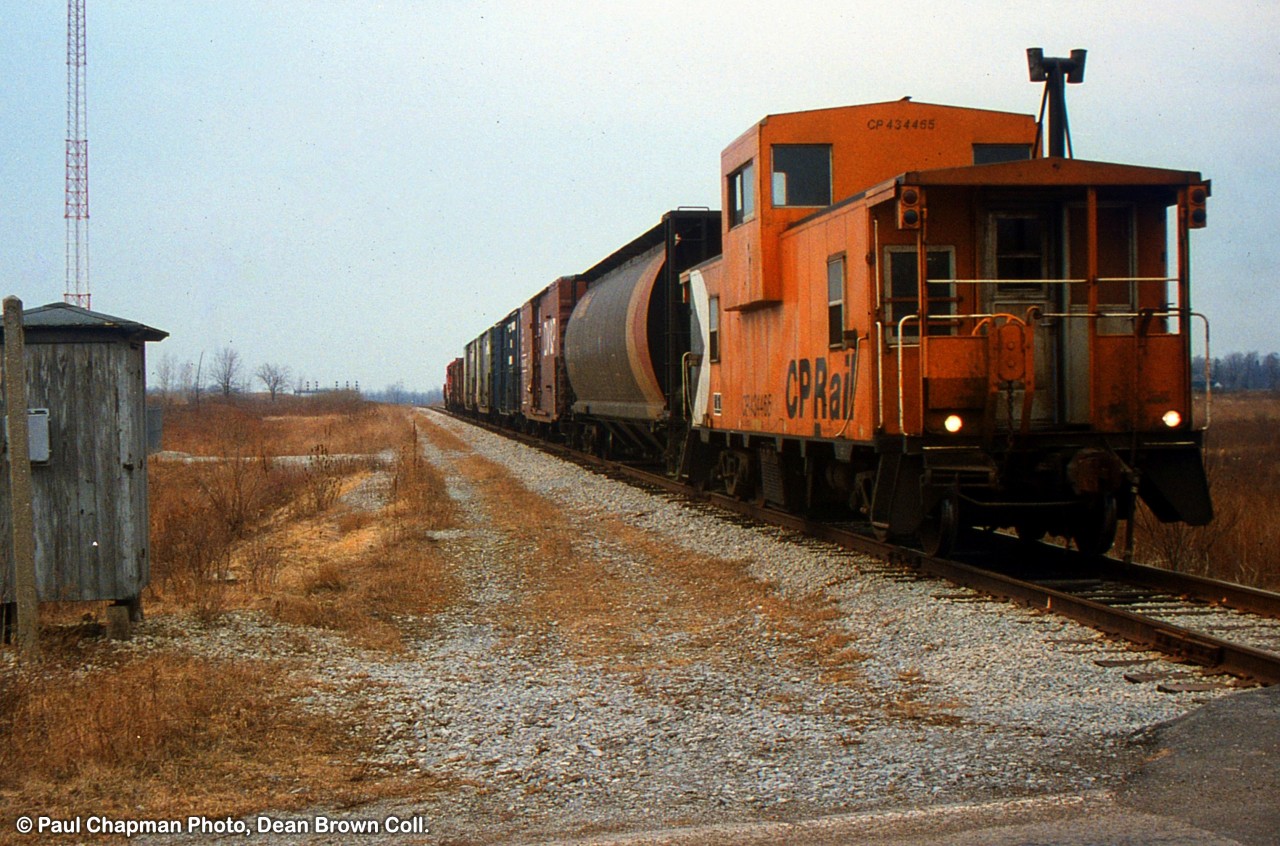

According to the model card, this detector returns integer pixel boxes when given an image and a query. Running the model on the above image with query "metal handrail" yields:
[884,310,1211,435]
[937,276,1178,286]
[895,315,920,436]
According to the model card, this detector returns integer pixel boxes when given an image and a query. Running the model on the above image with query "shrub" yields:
[1134,393,1280,589]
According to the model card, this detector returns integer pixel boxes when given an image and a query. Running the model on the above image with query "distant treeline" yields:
[1193,352,1280,392]
[364,384,443,406]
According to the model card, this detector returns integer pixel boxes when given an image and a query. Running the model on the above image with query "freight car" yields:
[520,275,587,440]
[453,210,721,468]
[448,49,1213,558]
[561,210,721,467]
[444,357,464,411]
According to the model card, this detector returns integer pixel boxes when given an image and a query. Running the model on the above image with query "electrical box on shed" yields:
[28,408,50,463]
[2,408,51,464]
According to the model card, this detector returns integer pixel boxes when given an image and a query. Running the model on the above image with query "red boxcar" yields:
[519,275,587,437]
[444,357,464,411]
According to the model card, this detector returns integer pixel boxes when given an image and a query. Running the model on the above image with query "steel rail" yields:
[1097,558,1280,619]
[901,552,1280,684]
[693,488,1280,684]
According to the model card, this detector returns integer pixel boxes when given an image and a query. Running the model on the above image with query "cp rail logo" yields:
[785,353,857,420]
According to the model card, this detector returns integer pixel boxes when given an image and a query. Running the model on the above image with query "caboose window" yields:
[994,215,1046,294]
[771,145,832,207]
[728,162,755,227]
[973,144,1032,164]
[827,255,845,348]
[708,296,721,362]
[884,246,955,341]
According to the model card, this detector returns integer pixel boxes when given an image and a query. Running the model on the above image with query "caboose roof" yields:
[790,157,1210,231]
[896,156,1207,190]
[757,98,1031,126]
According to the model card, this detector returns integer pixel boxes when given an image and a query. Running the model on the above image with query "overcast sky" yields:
[2,1,1276,394]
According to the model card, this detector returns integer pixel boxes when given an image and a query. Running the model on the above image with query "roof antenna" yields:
[1027,48,1086,158]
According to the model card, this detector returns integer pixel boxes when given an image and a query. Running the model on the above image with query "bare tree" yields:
[191,353,204,407]
[256,362,292,400]
[1265,353,1280,391]
[211,347,242,397]
[154,352,177,406]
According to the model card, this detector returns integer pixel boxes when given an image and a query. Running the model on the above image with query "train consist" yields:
[447,50,1214,556]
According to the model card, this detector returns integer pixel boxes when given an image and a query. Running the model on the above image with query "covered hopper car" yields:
[447,50,1213,557]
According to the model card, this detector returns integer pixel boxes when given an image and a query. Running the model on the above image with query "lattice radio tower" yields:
[64,0,90,310]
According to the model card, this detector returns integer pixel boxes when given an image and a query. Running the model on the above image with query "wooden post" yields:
[3,296,38,654]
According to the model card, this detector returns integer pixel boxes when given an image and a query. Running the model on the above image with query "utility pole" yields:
[4,297,39,654]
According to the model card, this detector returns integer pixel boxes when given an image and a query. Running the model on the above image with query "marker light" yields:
[1188,186,1207,228]
[944,414,964,433]
[1162,410,1182,428]
[897,186,925,229]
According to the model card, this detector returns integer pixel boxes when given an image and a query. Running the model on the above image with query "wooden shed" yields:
[0,302,166,618]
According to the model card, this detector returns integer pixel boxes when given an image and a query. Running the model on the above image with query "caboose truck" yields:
[682,49,1213,556]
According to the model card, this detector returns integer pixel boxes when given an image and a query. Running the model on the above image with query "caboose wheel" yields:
[919,496,959,557]
[1072,493,1118,556]
[719,449,756,501]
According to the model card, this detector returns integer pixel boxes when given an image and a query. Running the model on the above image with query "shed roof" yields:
[2,302,168,344]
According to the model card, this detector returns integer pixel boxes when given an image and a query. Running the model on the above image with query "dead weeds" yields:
[0,652,396,833]
[1,403,464,832]
[1134,393,1280,589]
[147,408,461,651]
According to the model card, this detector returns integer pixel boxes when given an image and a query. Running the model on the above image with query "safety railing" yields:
[880,306,1210,438]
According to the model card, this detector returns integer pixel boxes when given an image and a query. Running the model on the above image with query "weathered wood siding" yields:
[0,341,149,602]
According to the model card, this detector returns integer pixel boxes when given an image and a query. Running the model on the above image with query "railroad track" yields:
[683,483,1280,685]
[433,410,1280,685]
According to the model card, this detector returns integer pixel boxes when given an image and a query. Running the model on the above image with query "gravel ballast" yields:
[141,410,1242,844]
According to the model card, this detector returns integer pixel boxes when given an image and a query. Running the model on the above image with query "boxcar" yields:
[444,357,464,411]
[520,275,587,437]
[492,309,522,422]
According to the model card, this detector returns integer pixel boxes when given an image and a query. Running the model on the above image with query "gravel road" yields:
[139,409,1248,845]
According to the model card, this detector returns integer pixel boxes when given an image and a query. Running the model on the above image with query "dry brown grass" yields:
[0,653,392,840]
[418,418,472,454]
[162,395,404,458]
[148,407,461,647]
[1135,393,1280,589]
[1,403,462,832]
[383,419,461,540]
[256,416,460,651]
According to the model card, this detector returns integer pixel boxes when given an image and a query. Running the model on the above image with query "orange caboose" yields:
[682,92,1212,555]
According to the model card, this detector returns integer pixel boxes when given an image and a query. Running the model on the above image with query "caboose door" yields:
[983,211,1062,427]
